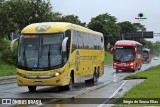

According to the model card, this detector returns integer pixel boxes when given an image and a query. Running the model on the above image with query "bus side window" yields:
[101,37,103,42]
[88,34,93,49]
[72,30,77,52]
[84,32,89,49]
[65,30,71,59]
[94,35,98,50]
[77,31,84,49]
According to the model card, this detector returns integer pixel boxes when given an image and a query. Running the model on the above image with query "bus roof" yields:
[143,48,151,51]
[115,40,142,46]
[21,22,103,36]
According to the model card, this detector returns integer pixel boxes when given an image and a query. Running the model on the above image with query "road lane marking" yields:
[97,80,128,107]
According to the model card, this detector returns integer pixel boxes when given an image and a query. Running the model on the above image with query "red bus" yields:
[110,40,143,72]
[143,48,152,63]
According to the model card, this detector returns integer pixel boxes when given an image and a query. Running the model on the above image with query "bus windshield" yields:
[143,51,149,59]
[18,34,63,70]
[113,46,135,62]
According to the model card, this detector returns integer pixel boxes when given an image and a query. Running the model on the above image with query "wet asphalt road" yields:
[0,58,160,107]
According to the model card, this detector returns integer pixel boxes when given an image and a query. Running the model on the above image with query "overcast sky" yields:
[51,0,160,42]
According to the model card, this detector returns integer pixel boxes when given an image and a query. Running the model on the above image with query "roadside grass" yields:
[116,65,160,106]
[0,61,16,76]
[105,51,113,65]
[124,74,147,80]
[0,39,16,76]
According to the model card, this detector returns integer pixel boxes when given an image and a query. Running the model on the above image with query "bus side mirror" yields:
[110,48,114,54]
[62,37,68,52]
[10,38,19,52]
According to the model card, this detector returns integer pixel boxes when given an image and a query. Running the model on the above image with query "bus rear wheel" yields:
[28,86,36,92]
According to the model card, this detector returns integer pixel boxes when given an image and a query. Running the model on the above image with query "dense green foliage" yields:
[0,40,17,65]
[0,0,54,38]
[0,0,87,39]
[0,40,17,76]
[57,15,86,27]
[88,13,120,48]
[1,46,17,65]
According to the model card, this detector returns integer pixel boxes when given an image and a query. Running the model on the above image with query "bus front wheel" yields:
[116,69,119,73]
[28,86,36,92]
[66,74,74,90]
[59,73,74,91]
[90,68,99,84]
[138,63,142,70]
[131,69,135,72]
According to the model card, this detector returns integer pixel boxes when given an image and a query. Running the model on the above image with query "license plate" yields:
[35,81,42,85]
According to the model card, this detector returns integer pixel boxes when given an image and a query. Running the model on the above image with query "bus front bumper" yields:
[113,63,135,70]
[16,73,69,86]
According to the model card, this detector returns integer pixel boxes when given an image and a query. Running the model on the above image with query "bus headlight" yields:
[55,73,59,76]
[53,70,65,77]
[114,63,117,65]
[130,63,134,66]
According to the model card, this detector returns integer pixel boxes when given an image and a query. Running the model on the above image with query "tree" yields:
[52,12,62,22]
[132,23,146,32]
[118,21,136,34]
[87,13,120,48]
[58,14,86,27]
[0,0,54,39]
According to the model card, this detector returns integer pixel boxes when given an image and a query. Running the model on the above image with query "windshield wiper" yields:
[118,55,124,62]
[129,55,134,61]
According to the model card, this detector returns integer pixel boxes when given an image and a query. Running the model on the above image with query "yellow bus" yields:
[10,22,104,92]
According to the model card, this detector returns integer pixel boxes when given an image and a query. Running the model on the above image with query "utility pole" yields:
[121,33,124,40]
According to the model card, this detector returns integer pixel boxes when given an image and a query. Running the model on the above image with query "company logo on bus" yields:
[35,25,51,33]
[75,50,80,71]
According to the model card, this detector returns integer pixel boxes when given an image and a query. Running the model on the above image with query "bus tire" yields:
[138,63,142,70]
[116,69,119,73]
[91,68,99,84]
[97,67,100,78]
[28,86,36,92]
[60,73,74,91]
[131,69,135,72]
[66,74,74,90]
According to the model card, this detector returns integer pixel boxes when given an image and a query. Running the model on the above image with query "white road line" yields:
[97,80,128,107]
